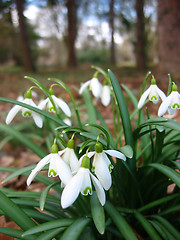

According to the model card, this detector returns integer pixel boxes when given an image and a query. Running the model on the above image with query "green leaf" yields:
[60,217,91,240]
[134,212,162,240]
[148,163,180,187]
[108,70,134,149]
[0,228,34,240]
[23,219,74,236]
[153,215,180,240]
[40,182,59,210]
[90,192,105,234]
[0,190,36,231]
[0,123,46,158]
[105,201,138,240]
[121,84,138,108]
[138,193,179,212]
[119,145,133,158]
[86,123,111,148]
[167,73,173,96]
[149,221,168,240]
[36,228,66,240]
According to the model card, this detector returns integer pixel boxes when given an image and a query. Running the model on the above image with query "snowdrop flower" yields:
[86,142,126,191]
[61,155,105,208]
[38,88,71,117]
[138,77,166,109]
[158,83,180,116]
[101,85,111,106]
[27,143,72,186]
[58,139,80,174]
[63,118,72,126]
[79,77,102,98]
[6,90,43,128]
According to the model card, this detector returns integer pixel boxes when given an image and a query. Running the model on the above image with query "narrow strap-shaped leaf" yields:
[36,228,66,240]
[0,123,46,158]
[60,217,91,240]
[40,182,60,210]
[148,163,180,187]
[153,215,180,239]
[0,228,34,240]
[167,73,173,96]
[23,219,74,236]
[108,70,134,150]
[134,212,162,240]
[0,190,36,231]
[105,201,138,240]
[90,192,105,234]
[138,193,179,212]
[149,220,168,240]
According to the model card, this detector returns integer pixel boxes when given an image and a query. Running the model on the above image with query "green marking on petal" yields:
[172,103,180,109]
[23,111,31,117]
[48,169,57,177]
[83,187,92,195]
[150,96,157,101]
[49,106,55,112]
[108,164,114,173]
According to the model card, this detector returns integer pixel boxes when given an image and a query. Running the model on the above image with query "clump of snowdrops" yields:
[0,66,179,240]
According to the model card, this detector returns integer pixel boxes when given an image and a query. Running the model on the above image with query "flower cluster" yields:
[26,138,126,208]
[5,86,71,128]
[138,76,180,116]
[79,76,111,107]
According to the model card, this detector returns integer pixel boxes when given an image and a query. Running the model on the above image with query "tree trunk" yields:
[157,0,180,77]
[109,0,116,65]
[15,0,34,72]
[136,0,146,72]
[66,0,77,68]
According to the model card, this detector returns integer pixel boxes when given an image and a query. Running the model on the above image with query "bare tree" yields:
[136,0,146,72]
[66,0,77,68]
[15,0,34,71]
[157,0,180,77]
[109,0,116,65]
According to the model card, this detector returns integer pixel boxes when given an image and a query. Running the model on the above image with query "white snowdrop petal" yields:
[158,95,172,117]
[48,156,58,177]
[156,86,166,101]
[94,154,112,190]
[38,98,49,110]
[90,173,106,206]
[52,95,71,117]
[58,149,67,156]
[168,107,176,115]
[5,105,22,124]
[137,87,151,109]
[101,86,111,106]
[32,113,43,128]
[55,154,72,185]
[104,150,126,161]
[69,149,80,174]
[79,80,91,94]
[171,91,180,108]
[81,169,92,196]
[79,152,95,166]
[27,154,51,186]
[61,169,83,208]
[91,78,102,98]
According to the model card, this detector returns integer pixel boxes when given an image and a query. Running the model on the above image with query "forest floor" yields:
[0,64,179,239]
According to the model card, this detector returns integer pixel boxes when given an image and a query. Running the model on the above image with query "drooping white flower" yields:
[158,83,180,116]
[58,139,80,175]
[79,77,102,98]
[138,78,166,109]
[27,143,72,186]
[63,118,72,126]
[61,156,105,209]
[101,85,111,106]
[38,88,71,117]
[84,142,126,191]
[5,90,43,128]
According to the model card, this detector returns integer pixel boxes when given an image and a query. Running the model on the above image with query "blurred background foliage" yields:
[0,0,180,79]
